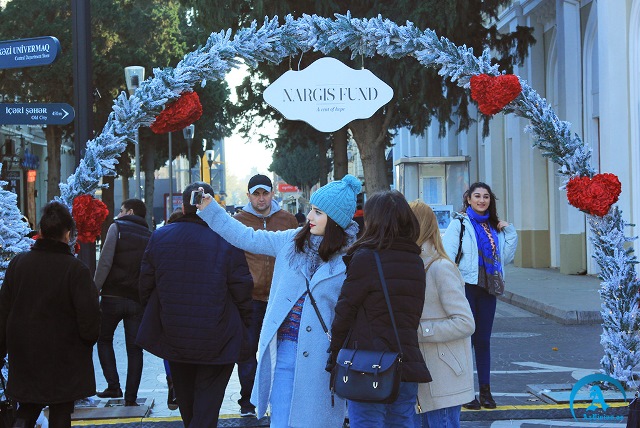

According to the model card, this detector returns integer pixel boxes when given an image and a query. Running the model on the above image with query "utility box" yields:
[394,156,470,230]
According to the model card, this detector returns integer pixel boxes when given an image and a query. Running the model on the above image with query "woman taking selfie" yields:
[409,201,475,428]
[328,190,431,427]
[442,182,518,410]
[197,175,361,428]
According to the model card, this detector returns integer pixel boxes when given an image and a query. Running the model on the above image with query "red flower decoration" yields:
[150,91,203,134]
[566,173,622,217]
[72,195,110,244]
[470,74,522,116]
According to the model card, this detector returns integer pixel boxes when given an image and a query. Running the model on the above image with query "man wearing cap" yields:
[234,174,298,418]
[136,181,253,427]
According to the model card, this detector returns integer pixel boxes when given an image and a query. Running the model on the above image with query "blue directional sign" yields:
[0,103,75,125]
[0,36,60,69]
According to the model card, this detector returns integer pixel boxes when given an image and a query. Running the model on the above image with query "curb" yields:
[499,291,602,325]
[71,403,630,426]
[461,401,628,421]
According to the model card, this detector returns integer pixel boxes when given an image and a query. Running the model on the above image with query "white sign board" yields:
[263,57,394,133]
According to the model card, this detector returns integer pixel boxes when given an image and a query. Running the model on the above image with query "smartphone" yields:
[190,190,204,205]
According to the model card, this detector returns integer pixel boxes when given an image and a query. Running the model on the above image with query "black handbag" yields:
[331,251,403,404]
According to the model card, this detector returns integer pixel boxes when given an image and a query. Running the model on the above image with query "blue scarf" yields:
[466,207,502,277]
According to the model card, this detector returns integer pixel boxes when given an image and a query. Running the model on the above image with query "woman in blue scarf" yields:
[442,182,518,410]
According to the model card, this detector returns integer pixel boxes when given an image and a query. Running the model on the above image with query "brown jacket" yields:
[234,206,298,301]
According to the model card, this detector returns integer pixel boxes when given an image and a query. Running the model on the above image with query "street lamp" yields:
[205,149,215,187]
[182,124,195,182]
[124,66,145,199]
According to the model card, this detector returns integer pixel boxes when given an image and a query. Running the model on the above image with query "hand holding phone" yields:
[190,190,204,206]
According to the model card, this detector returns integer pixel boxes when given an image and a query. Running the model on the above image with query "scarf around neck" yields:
[288,220,359,278]
[466,206,502,277]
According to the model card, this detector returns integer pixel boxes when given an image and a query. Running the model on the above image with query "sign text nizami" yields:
[263,57,393,132]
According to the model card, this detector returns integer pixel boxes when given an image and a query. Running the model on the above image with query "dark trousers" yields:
[237,300,267,408]
[464,283,497,386]
[15,401,74,428]
[169,361,234,428]
[97,296,144,402]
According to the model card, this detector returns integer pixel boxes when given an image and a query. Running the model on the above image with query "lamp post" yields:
[205,149,215,187]
[124,66,145,199]
[182,124,195,182]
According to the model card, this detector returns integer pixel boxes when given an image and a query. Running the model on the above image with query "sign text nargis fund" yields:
[263,57,393,132]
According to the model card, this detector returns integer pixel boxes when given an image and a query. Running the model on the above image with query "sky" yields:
[223,65,275,179]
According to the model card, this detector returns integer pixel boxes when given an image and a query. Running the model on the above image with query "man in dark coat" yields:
[136,182,253,428]
[94,198,151,405]
[0,201,100,428]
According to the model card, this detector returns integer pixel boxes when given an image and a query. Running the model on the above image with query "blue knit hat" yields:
[309,174,362,229]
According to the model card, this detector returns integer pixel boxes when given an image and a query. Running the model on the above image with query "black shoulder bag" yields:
[331,251,403,404]
[455,218,465,265]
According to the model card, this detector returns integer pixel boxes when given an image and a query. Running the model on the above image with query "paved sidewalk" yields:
[502,265,602,324]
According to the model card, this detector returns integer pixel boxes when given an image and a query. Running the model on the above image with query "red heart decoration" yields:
[565,173,622,217]
[470,74,522,116]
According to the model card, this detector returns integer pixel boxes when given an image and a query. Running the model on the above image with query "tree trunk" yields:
[100,175,115,245]
[45,126,62,201]
[318,137,329,186]
[333,126,348,180]
[143,140,156,229]
[349,107,394,194]
[121,153,131,200]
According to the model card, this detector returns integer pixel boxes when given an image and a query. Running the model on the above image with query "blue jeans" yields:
[237,300,267,408]
[347,382,418,428]
[464,283,496,386]
[414,405,461,428]
[270,340,296,427]
[97,296,144,402]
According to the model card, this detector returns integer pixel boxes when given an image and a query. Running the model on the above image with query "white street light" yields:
[124,66,145,199]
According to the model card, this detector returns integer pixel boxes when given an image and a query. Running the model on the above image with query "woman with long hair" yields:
[327,190,431,427]
[196,175,361,428]
[409,201,475,428]
[442,182,518,409]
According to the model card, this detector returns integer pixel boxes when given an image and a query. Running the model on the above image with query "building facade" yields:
[393,0,640,275]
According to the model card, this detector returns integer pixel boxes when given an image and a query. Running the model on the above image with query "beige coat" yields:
[416,243,476,413]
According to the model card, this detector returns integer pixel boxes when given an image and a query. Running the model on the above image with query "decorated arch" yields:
[10,13,640,383]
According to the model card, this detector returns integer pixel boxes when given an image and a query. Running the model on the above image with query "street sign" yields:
[0,103,75,125]
[0,36,61,69]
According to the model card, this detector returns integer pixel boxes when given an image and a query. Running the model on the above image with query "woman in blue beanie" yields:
[196,175,361,428]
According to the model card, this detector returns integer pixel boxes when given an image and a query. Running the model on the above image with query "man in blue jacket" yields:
[136,182,253,428]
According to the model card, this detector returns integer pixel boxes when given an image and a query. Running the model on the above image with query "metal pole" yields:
[135,128,141,199]
[71,0,96,273]
[168,132,173,207]
[187,143,192,183]
[219,138,226,201]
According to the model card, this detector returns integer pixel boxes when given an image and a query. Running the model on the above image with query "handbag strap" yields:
[305,278,331,341]
[373,251,403,358]
[455,217,465,265]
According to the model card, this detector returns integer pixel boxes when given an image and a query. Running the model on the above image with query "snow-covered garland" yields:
[52,13,639,383]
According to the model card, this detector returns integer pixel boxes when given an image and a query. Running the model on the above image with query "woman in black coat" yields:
[0,202,100,428]
[328,190,431,427]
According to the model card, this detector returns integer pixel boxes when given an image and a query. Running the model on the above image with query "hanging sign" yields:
[263,57,393,133]
[0,36,61,70]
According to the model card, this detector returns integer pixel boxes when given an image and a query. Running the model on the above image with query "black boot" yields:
[479,384,496,409]
[462,397,481,410]
[167,376,178,410]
